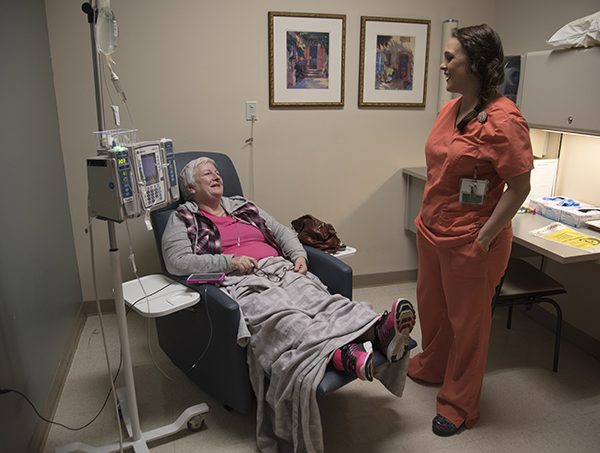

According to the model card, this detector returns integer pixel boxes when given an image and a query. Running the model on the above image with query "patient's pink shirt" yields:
[202,210,279,260]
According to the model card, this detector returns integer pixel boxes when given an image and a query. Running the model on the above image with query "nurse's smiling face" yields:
[440,37,478,96]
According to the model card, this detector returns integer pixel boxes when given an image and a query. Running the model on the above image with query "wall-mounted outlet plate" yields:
[246,101,257,121]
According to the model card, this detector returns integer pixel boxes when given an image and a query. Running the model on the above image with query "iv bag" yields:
[95,0,119,55]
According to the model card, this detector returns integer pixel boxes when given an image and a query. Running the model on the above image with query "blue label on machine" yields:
[164,141,177,188]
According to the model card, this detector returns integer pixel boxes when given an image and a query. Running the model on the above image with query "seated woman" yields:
[162,157,416,452]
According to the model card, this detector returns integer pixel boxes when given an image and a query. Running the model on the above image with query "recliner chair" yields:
[150,151,414,413]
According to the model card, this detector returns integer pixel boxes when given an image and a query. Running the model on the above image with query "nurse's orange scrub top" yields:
[416,93,534,248]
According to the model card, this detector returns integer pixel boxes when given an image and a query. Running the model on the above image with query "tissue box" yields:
[560,208,600,228]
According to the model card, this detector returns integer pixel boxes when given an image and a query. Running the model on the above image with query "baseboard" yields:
[83,298,116,316]
[354,269,418,288]
[28,304,87,453]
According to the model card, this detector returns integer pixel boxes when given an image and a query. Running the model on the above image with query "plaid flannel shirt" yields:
[176,202,286,257]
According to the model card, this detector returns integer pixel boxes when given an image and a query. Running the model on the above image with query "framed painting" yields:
[269,12,346,106]
[359,17,431,107]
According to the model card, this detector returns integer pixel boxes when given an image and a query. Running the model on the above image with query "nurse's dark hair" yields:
[452,24,505,132]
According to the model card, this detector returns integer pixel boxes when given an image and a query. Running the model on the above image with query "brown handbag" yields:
[291,214,343,253]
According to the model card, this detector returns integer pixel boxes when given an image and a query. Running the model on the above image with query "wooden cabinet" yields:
[519,46,600,136]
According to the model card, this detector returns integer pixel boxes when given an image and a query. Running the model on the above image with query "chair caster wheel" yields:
[187,415,205,432]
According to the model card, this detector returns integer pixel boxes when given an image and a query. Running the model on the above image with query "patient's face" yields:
[191,162,223,203]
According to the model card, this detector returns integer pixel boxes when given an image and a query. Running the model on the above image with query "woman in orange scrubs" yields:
[408,24,534,436]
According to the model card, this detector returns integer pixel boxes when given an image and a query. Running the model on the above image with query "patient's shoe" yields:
[332,341,374,381]
[375,298,416,363]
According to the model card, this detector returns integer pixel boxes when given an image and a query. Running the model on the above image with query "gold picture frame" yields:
[359,16,431,107]
[269,11,346,106]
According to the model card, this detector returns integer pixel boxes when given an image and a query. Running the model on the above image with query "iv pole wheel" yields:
[187,414,206,432]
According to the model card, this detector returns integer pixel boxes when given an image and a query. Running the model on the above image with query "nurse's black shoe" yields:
[432,415,461,436]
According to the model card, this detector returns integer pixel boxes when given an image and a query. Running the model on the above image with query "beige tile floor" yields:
[43,282,600,453]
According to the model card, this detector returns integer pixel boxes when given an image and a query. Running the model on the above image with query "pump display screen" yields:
[141,153,159,184]
[117,156,129,170]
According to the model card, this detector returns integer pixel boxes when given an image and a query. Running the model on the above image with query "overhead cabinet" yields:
[519,46,600,136]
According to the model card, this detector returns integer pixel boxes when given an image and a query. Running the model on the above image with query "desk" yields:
[511,213,600,264]
[403,167,427,234]
[402,166,600,264]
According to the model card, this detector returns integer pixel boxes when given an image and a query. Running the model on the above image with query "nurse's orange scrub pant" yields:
[408,227,512,429]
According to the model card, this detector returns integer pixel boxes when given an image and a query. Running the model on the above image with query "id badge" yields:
[459,178,488,205]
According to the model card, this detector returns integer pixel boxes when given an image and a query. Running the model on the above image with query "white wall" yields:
[494,0,599,55]
[555,134,600,207]
[44,0,600,307]
[45,0,495,301]
[0,1,83,451]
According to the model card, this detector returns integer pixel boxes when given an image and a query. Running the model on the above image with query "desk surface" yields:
[403,166,427,180]
[402,166,600,264]
[512,214,600,264]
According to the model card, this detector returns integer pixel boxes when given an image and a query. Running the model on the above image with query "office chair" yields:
[149,151,415,411]
[492,258,566,372]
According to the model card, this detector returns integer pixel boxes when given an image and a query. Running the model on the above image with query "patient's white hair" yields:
[179,157,217,201]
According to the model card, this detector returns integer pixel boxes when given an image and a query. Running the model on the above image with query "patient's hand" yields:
[293,256,308,275]
[231,255,258,274]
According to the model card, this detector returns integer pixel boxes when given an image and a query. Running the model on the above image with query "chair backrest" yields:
[150,151,243,273]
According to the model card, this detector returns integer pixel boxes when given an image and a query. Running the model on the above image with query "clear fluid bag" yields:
[95,0,119,55]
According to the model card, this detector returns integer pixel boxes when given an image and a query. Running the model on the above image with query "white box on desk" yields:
[543,204,578,221]
[529,198,553,216]
[530,197,588,222]
[530,197,569,221]
[560,208,600,228]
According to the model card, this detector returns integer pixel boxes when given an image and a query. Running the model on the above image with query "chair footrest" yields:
[317,337,417,396]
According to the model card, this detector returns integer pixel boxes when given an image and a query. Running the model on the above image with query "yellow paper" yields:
[542,227,600,250]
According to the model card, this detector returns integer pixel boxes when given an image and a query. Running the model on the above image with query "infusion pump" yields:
[87,139,179,222]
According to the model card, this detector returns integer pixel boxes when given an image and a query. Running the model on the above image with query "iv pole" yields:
[56,4,207,452]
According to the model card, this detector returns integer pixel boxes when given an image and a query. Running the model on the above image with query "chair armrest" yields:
[167,272,242,314]
[304,245,353,299]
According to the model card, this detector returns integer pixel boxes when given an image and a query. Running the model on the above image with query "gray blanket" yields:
[220,256,408,453]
